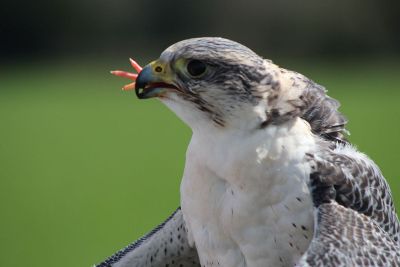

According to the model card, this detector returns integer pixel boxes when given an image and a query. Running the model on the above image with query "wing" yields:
[297,202,400,266]
[298,143,400,266]
[308,144,400,241]
[95,208,200,267]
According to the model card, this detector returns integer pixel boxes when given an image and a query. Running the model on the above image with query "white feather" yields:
[178,116,317,267]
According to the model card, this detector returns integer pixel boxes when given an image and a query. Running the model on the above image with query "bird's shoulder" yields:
[264,66,348,143]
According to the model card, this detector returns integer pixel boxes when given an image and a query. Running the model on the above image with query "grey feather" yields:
[300,79,348,143]
[308,144,400,243]
[261,68,349,144]
[297,202,400,267]
[95,208,200,267]
[299,143,400,266]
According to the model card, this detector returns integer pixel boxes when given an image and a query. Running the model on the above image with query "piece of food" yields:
[111,58,142,91]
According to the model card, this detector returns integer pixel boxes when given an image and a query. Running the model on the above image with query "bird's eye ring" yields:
[186,60,207,77]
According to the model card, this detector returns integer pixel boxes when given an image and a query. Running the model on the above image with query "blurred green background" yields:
[1,1,399,266]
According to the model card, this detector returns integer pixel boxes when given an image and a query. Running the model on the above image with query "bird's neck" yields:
[186,117,317,197]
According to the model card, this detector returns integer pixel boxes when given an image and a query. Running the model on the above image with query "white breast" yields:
[180,117,317,267]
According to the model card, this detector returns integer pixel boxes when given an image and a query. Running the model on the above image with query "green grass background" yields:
[0,59,399,266]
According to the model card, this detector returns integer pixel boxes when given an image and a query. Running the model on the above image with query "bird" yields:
[97,37,400,267]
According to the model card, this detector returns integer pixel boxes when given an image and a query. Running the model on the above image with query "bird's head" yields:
[113,37,324,134]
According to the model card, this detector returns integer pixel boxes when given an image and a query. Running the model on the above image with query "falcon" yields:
[97,37,400,267]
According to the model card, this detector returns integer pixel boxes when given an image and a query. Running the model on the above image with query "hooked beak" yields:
[134,61,180,99]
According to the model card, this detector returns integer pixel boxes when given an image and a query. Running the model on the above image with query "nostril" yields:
[155,66,163,72]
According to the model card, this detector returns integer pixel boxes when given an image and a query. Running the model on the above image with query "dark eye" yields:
[187,60,207,77]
